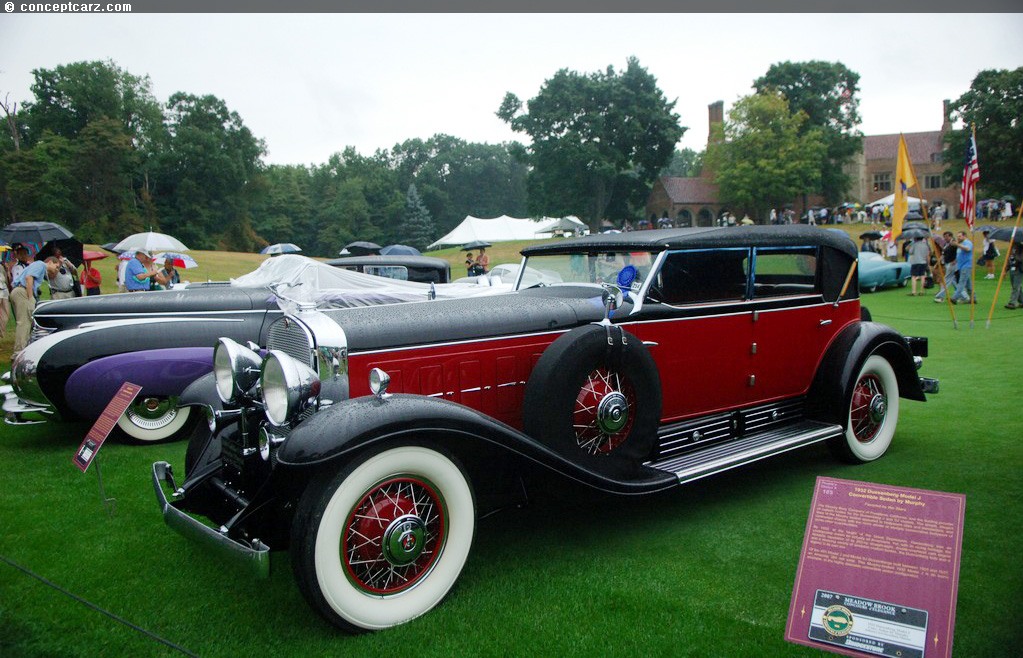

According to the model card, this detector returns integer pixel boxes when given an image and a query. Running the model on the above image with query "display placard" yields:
[786,477,965,657]
[72,382,142,473]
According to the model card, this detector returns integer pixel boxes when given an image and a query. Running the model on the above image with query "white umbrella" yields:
[113,231,189,253]
[259,243,302,255]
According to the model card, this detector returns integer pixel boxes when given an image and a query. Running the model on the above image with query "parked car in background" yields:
[152,225,938,632]
[325,255,451,283]
[4,255,496,443]
[858,251,911,292]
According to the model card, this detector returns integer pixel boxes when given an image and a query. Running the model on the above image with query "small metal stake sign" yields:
[73,382,143,515]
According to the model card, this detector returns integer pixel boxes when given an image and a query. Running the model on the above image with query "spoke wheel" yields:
[343,476,445,595]
[116,396,193,444]
[292,445,475,632]
[573,368,637,455]
[841,355,899,463]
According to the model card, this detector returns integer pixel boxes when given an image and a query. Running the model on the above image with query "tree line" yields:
[3,59,1019,257]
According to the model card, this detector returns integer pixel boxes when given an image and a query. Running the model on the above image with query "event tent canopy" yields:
[868,193,927,209]
[428,215,586,250]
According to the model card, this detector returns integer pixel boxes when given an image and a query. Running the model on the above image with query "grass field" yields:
[1,224,1021,657]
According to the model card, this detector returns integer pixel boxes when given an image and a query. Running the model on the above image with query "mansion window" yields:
[924,175,943,189]
[872,173,892,192]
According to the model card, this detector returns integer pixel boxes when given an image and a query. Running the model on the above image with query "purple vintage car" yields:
[4,255,496,443]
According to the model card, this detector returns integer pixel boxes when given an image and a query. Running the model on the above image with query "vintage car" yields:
[325,254,452,283]
[151,225,938,632]
[857,251,910,292]
[4,255,494,442]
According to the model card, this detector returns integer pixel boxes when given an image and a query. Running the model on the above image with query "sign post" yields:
[72,382,143,516]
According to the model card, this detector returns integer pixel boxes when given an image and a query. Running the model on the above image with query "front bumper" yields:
[152,461,270,578]
[2,382,54,425]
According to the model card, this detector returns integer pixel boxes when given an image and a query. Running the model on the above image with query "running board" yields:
[645,419,844,484]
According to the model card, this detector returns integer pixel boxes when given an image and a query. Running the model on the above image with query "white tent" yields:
[868,193,927,209]
[428,215,584,250]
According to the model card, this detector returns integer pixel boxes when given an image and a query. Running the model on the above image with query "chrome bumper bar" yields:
[2,385,54,425]
[151,461,270,578]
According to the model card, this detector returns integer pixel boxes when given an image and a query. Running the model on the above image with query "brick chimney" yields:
[941,99,952,134]
[708,100,724,146]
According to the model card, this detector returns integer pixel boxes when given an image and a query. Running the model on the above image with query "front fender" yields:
[65,348,213,420]
[276,394,677,496]
[806,321,925,426]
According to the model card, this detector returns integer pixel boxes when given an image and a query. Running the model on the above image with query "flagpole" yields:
[932,238,959,329]
[985,201,1022,328]
[968,125,978,329]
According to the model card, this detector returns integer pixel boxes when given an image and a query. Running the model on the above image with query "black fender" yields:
[806,321,926,427]
[275,393,677,496]
[179,371,223,411]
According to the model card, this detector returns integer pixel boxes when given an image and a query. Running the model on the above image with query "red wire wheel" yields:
[342,476,446,595]
[573,368,637,455]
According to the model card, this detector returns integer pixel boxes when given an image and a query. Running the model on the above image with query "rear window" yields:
[752,248,818,298]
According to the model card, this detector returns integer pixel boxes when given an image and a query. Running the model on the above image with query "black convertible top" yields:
[521,225,858,259]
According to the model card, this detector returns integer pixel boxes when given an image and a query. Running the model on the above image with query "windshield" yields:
[519,252,655,294]
[232,254,501,312]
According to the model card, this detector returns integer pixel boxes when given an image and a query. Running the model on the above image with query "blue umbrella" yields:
[260,243,302,255]
[380,244,422,256]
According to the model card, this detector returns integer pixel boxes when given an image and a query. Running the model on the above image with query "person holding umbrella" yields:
[472,246,490,275]
[81,259,103,296]
[124,249,160,292]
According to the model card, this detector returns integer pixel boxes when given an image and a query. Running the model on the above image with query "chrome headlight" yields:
[260,350,320,426]
[213,338,263,404]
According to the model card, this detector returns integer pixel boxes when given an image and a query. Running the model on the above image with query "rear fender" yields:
[806,322,925,426]
[65,348,214,420]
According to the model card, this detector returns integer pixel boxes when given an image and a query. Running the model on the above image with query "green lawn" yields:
[1,228,1021,657]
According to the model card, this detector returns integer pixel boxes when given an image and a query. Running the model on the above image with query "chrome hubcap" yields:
[596,391,629,434]
[124,397,179,430]
[869,394,887,424]
[382,514,427,566]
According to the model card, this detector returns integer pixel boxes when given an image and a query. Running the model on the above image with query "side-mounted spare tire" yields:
[523,324,661,466]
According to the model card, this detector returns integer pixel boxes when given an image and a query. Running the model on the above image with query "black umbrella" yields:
[988,227,1023,243]
[902,221,929,231]
[896,228,931,241]
[462,240,492,251]
[860,231,883,240]
[101,242,123,254]
[36,237,85,267]
[1001,194,1016,202]
[903,211,924,221]
[0,221,74,245]
[343,240,381,256]
[380,244,421,256]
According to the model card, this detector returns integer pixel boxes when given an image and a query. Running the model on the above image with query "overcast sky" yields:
[2,13,1022,166]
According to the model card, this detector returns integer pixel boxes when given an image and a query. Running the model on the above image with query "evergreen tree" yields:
[400,183,435,251]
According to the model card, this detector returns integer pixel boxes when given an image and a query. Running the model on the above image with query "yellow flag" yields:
[892,134,918,240]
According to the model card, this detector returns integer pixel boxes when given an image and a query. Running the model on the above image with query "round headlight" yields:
[261,350,320,426]
[213,338,263,404]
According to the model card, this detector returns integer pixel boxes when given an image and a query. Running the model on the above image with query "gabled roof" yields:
[863,131,943,163]
[658,176,720,204]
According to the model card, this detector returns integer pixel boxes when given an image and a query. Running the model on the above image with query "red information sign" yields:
[72,381,142,473]
[786,477,965,658]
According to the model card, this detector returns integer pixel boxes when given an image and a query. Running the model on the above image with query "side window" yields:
[752,248,819,298]
[648,249,749,305]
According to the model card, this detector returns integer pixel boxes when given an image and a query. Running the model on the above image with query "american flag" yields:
[959,130,980,230]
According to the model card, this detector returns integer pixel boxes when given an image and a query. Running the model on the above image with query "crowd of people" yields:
[3,244,179,357]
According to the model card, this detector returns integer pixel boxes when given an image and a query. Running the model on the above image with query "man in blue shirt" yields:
[951,232,975,305]
[10,256,60,354]
[125,249,160,292]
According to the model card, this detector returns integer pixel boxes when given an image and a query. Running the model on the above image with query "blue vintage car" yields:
[858,252,910,292]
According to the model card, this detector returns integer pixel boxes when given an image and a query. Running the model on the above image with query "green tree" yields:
[659,148,703,177]
[389,135,527,235]
[71,117,141,240]
[151,92,266,250]
[399,183,435,251]
[754,61,862,204]
[252,165,314,250]
[497,57,684,229]
[944,67,1023,198]
[0,131,75,224]
[706,92,826,221]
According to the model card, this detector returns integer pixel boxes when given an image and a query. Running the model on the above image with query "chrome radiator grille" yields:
[267,317,314,368]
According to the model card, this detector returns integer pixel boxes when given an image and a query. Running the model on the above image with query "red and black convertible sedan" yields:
[152,226,938,632]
